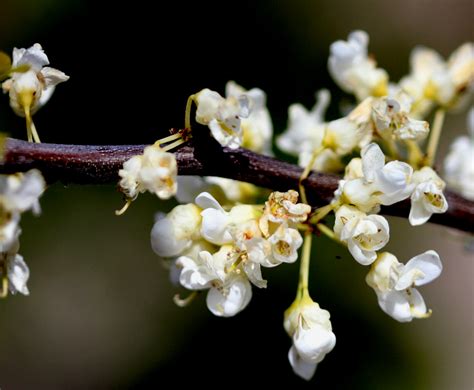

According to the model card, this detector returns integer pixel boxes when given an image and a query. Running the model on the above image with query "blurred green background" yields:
[0,0,473,388]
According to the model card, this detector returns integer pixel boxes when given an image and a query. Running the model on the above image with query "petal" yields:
[15,43,49,70]
[348,240,376,265]
[361,143,385,182]
[195,191,225,212]
[177,255,214,290]
[7,254,30,295]
[402,250,442,287]
[40,67,69,88]
[206,276,252,317]
[150,216,188,257]
[200,208,231,245]
[408,197,432,226]
[376,290,413,322]
[293,322,336,363]
[407,288,428,318]
[243,261,267,289]
[288,346,318,381]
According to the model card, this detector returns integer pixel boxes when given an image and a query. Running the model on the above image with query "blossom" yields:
[409,167,448,226]
[340,143,414,212]
[118,143,177,200]
[366,251,442,322]
[259,190,311,237]
[284,296,336,380]
[443,107,474,200]
[2,44,69,142]
[328,30,388,100]
[323,116,364,155]
[372,93,430,140]
[267,223,303,266]
[196,192,260,246]
[177,246,252,317]
[1,235,29,296]
[400,43,474,116]
[333,205,389,265]
[150,204,202,258]
[226,81,273,155]
[176,82,271,205]
[277,90,330,156]
[195,88,249,149]
[0,170,45,249]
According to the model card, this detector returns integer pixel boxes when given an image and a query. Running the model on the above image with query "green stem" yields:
[316,223,342,244]
[297,231,312,296]
[299,146,324,205]
[184,95,196,130]
[309,202,336,224]
[425,108,445,167]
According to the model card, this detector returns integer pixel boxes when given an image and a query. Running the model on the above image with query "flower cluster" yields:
[193,81,273,151]
[141,30,469,381]
[177,81,273,205]
[278,31,473,175]
[0,170,45,296]
[117,142,178,213]
[150,190,310,317]
[2,44,69,143]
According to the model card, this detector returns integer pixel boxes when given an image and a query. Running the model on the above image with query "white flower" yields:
[2,44,69,117]
[226,81,273,155]
[267,223,303,266]
[298,147,343,174]
[196,192,260,246]
[2,44,69,142]
[334,205,389,265]
[1,236,29,295]
[409,167,448,226]
[372,93,429,140]
[323,116,364,155]
[0,169,45,214]
[328,30,388,100]
[277,90,330,156]
[366,251,442,322]
[150,203,202,258]
[0,170,45,249]
[177,246,252,317]
[284,297,336,380]
[0,232,30,296]
[343,157,363,180]
[118,156,142,199]
[443,107,474,200]
[341,143,414,212]
[118,143,177,200]
[195,88,249,149]
[400,43,474,115]
[259,190,311,237]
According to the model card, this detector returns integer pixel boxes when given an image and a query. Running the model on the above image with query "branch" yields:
[1,138,473,233]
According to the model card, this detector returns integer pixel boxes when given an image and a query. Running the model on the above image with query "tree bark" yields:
[1,138,473,233]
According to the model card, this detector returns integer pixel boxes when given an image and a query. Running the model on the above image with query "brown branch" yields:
[1,137,473,233]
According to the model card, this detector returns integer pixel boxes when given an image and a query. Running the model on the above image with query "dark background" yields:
[0,0,472,389]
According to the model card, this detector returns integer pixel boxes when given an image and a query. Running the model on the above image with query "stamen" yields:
[425,108,445,167]
[155,132,183,146]
[24,105,41,143]
[115,198,132,216]
[173,291,198,307]
[162,139,185,152]
[184,94,196,131]
[0,275,8,298]
[299,146,325,204]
